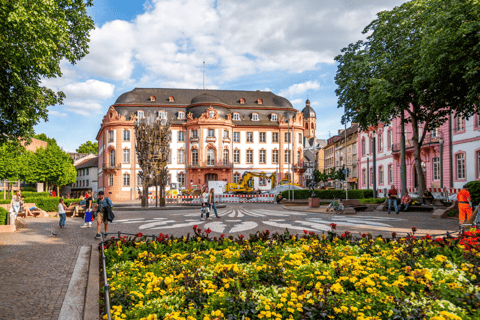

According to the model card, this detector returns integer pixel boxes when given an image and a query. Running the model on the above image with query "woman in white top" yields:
[58,198,67,228]
[201,188,209,220]
[10,191,22,216]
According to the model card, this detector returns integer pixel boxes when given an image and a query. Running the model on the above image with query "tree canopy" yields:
[0,0,94,144]
[335,0,479,195]
[76,141,98,154]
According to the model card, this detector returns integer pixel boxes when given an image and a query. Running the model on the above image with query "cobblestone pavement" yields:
[0,203,459,319]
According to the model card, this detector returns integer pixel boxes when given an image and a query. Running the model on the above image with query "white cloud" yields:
[279,81,321,97]
[290,99,303,105]
[49,110,67,117]
[61,79,115,100]
[64,101,105,116]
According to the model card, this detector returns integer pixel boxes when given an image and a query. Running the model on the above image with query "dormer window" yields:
[233,113,240,121]
[137,110,144,119]
[168,96,175,102]
[271,114,278,121]
[157,111,167,119]
[178,111,185,120]
[257,99,263,105]
[252,113,259,121]
[150,96,156,101]
[240,98,245,104]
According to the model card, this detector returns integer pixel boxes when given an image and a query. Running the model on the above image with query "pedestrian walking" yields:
[387,185,399,214]
[58,198,67,228]
[94,191,113,239]
[457,184,472,225]
[208,188,220,219]
[10,191,22,216]
[81,191,93,228]
[201,188,209,220]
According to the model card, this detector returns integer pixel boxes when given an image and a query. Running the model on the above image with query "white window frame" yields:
[247,132,253,143]
[178,149,185,164]
[272,132,278,143]
[178,111,185,120]
[252,113,259,121]
[272,150,278,164]
[246,150,253,163]
[234,173,240,184]
[285,150,291,164]
[223,149,229,165]
[123,173,130,186]
[207,149,215,166]
[271,114,278,121]
[456,153,465,179]
[233,113,240,121]
[192,149,198,165]
[178,131,185,142]
[234,150,240,164]
[233,132,240,143]
[259,150,266,163]
[433,157,440,180]
[123,130,130,141]
[259,132,266,143]
[208,129,215,138]
[123,149,130,163]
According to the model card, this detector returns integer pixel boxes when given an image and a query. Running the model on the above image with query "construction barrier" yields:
[147,194,277,204]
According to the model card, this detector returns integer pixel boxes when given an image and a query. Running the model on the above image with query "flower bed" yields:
[102,226,480,320]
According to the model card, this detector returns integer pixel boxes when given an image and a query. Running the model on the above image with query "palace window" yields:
[123,130,130,141]
[192,149,198,165]
[298,133,302,144]
[192,130,198,138]
[252,113,259,121]
[388,130,392,149]
[223,130,229,139]
[285,132,291,143]
[240,98,245,104]
[362,138,366,156]
[259,132,266,143]
[433,157,440,180]
[259,150,266,164]
[109,175,114,186]
[178,131,185,142]
[137,111,144,119]
[233,113,240,121]
[158,111,167,120]
[208,129,215,138]
[455,115,465,131]
[168,96,175,102]
[297,151,301,164]
[233,132,240,143]
[207,149,215,165]
[178,149,185,164]
[271,114,277,121]
[456,153,465,179]
[257,99,263,104]
[378,134,383,152]
[388,165,393,184]
[123,149,130,163]
[223,149,229,165]
[178,173,185,187]
[234,173,240,184]
[272,132,278,143]
[379,166,384,185]
[234,150,240,164]
[123,173,130,186]
[178,112,185,120]
[247,132,253,143]
[246,150,253,164]
[137,174,142,186]
[110,150,116,167]
[431,127,439,138]
[272,150,278,164]
[108,131,114,143]
[285,150,291,164]
[362,169,366,186]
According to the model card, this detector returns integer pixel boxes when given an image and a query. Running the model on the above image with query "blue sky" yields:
[35,0,407,151]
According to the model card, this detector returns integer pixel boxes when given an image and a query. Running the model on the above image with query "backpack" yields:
[102,197,115,222]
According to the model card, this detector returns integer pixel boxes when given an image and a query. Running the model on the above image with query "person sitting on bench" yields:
[400,193,412,211]
[276,193,284,204]
[422,190,434,205]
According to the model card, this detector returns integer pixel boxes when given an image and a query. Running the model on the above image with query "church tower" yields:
[302,99,316,139]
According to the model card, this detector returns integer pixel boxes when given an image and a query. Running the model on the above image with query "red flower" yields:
[213,237,217,241]
[205,228,212,234]
[412,227,417,232]
[239,234,244,239]
[392,232,397,238]
[193,225,198,230]
[330,223,337,230]
[197,228,201,233]
[220,234,225,238]
[303,230,308,234]
[136,232,143,238]
[362,233,367,238]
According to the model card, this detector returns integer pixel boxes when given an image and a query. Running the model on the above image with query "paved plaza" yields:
[0,203,460,319]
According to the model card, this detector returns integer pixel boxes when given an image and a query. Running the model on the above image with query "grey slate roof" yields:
[302,105,316,118]
[114,88,293,109]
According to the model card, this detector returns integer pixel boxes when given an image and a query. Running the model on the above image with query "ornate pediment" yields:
[199,106,221,120]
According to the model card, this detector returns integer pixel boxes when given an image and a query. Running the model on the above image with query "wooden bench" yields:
[342,199,368,211]
[65,204,85,217]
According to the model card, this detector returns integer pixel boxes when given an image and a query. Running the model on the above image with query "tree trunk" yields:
[142,181,149,207]
[410,113,426,197]
[160,181,166,207]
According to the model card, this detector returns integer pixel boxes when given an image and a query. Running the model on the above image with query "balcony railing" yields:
[392,133,441,153]
[102,163,121,170]
[187,161,233,168]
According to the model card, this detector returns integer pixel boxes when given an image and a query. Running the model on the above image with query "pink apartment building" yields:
[358,114,453,194]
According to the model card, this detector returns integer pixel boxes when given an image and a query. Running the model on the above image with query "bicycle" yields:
[326,198,345,215]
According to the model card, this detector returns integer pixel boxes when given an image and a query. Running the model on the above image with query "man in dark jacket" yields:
[94,191,113,239]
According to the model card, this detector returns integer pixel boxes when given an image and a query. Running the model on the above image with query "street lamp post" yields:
[439,137,444,189]
[372,131,377,199]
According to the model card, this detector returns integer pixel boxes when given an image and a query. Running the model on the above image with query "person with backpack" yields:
[94,191,113,239]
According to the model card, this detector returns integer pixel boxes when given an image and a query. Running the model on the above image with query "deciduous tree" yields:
[76,141,98,154]
[0,0,94,144]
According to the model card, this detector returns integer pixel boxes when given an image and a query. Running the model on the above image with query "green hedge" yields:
[466,181,480,205]
[0,191,50,199]
[281,189,366,200]
[0,207,8,225]
[0,198,82,212]
[21,186,37,192]
[359,198,387,204]
[363,189,374,198]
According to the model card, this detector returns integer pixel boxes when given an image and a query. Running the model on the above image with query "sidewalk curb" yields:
[281,205,356,215]
[84,245,100,320]
[115,204,227,211]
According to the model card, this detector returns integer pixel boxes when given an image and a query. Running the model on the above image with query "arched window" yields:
[110,150,115,167]
[223,149,229,165]
[123,173,130,186]
[207,149,215,166]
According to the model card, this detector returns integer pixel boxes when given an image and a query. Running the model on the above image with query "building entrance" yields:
[205,173,218,183]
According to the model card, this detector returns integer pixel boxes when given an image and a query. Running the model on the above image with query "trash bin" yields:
[309,198,320,208]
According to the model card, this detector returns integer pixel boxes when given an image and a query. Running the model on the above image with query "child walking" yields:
[201,188,209,220]
[58,198,67,228]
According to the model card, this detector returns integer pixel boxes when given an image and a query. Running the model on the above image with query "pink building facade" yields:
[358,115,453,194]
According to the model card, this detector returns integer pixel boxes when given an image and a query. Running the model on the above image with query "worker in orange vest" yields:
[457,184,472,225]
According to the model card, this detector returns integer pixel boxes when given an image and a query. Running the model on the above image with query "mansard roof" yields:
[114,88,294,109]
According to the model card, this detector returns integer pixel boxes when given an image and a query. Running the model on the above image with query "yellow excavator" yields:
[225,171,277,194]
[279,178,300,187]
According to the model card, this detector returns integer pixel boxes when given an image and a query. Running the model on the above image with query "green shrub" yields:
[0,198,82,211]
[0,207,8,225]
[0,191,50,199]
[21,186,37,192]
[281,189,367,200]
[466,181,480,206]
[346,190,365,199]
[359,198,387,204]
[363,189,374,198]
